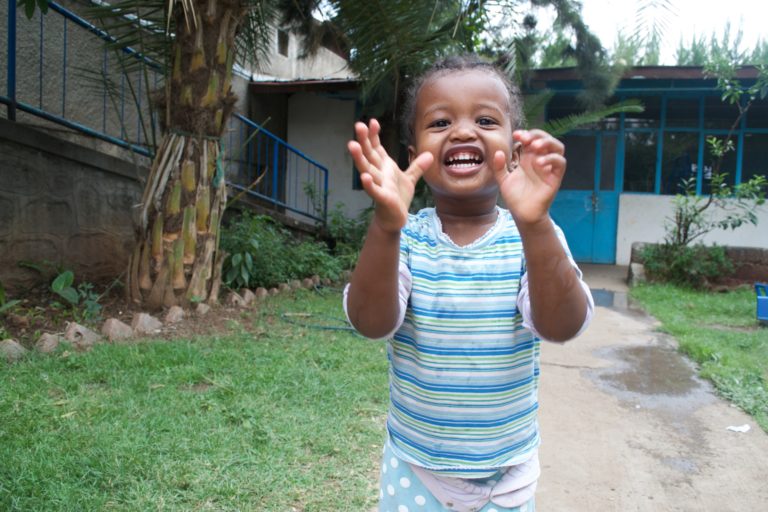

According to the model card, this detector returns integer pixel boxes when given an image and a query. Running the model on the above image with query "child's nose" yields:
[449,119,477,140]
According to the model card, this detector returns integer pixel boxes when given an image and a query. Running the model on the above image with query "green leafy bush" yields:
[221,212,342,290]
[326,203,371,270]
[641,243,733,289]
[50,270,103,322]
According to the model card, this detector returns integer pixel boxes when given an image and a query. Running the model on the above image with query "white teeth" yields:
[446,152,482,166]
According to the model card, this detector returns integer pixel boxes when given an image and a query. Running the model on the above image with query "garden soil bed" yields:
[1,279,286,350]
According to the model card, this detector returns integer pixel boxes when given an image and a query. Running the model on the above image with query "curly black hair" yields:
[400,54,525,146]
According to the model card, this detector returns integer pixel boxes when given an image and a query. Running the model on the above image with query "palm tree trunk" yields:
[127,0,243,309]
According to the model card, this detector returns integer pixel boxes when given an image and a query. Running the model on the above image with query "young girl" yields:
[344,54,594,512]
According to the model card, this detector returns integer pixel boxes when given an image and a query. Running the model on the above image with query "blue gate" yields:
[550,132,619,264]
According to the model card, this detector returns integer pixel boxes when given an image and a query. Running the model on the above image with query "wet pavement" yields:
[586,286,715,413]
[535,265,768,511]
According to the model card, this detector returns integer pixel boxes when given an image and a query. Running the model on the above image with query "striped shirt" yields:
[345,207,590,478]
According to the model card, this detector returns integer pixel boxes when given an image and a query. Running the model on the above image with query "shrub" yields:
[221,212,342,290]
[641,243,733,289]
[326,203,371,270]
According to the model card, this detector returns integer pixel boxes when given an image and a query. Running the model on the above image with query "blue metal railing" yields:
[2,1,328,224]
[223,113,329,224]
[1,1,160,156]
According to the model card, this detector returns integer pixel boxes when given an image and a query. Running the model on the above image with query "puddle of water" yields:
[601,346,698,396]
[591,288,626,308]
[661,456,699,474]
[588,343,715,413]
[589,288,648,319]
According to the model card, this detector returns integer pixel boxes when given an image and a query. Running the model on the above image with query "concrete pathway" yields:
[537,265,768,511]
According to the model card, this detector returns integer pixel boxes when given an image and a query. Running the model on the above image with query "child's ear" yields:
[408,145,417,164]
[510,141,523,166]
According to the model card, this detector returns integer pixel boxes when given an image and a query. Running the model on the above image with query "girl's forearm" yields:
[346,220,403,338]
[518,219,588,342]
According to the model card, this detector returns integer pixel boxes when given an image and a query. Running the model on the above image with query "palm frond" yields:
[88,0,170,68]
[632,0,675,47]
[522,89,555,127]
[236,0,281,71]
[336,0,465,99]
[543,99,644,136]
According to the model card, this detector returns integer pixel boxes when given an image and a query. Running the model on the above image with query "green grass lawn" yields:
[631,283,768,432]
[1,289,388,511]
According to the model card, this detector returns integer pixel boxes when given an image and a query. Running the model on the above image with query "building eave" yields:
[250,77,360,94]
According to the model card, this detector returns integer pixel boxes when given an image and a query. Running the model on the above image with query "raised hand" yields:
[492,129,566,228]
[347,119,433,233]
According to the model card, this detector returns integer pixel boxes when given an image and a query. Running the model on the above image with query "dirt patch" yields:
[0,279,268,348]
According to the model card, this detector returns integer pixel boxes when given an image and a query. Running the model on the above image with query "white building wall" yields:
[286,92,372,220]
[616,194,768,265]
[256,29,353,81]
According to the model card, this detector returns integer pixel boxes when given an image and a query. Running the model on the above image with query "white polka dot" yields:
[398,506,409,512]
[414,495,426,506]
[488,509,498,512]
[519,503,528,512]
[380,489,384,499]
[390,457,399,468]
[382,463,387,474]
[387,484,395,496]
[399,477,411,488]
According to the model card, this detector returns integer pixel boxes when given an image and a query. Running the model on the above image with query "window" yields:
[623,132,657,192]
[746,99,768,129]
[661,132,698,194]
[599,135,617,191]
[703,95,740,129]
[546,95,619,130]
[666,98,700,128]
[560,134,596,190]
[546,94,581,122]
[623,96,661,129]
[740,133,768,183]
[702,134,737,194]
[277,29,289,57]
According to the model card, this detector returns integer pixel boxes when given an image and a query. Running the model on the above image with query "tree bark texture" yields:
[127,0,244,309]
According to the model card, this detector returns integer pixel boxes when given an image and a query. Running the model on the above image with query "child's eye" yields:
[429,119,450,128]
[478,117,498,126]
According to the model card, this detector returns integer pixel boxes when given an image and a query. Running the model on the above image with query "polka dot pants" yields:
[378,441,535,512]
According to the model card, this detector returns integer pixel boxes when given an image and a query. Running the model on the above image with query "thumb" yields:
[492,150,509,184]
[405,151,434,183]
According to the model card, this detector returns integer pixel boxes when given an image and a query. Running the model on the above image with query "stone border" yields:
[2,272,350,363]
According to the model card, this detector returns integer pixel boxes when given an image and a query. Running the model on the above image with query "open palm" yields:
[495,130,566,227]
[348,119,433,233]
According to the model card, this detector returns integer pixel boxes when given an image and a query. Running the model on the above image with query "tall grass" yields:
[631,283,768,432]
[0,289,388,511]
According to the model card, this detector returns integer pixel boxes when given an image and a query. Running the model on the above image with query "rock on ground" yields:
[1,339,27,362]
[102,318,134,341]
[64,322,102,351]
[131,313,163,334]
[35,333,63,353]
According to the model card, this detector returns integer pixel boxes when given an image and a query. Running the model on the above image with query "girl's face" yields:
[408,69,520,204]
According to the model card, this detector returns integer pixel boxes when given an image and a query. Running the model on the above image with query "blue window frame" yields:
[546,86,768,196]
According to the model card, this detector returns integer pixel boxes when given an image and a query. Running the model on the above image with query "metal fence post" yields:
[323,169,329,223]
[272,141,279,201]
[7,0,17,120]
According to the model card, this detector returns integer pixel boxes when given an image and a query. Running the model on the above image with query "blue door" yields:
[550,133,619,263]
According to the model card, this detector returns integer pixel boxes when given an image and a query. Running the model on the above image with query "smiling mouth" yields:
[444,151,484,170]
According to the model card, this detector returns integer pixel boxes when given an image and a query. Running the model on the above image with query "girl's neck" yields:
[433,194,498,220]
[434,199,500,247]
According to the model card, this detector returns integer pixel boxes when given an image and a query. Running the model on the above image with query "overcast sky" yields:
[577,0,765,63]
